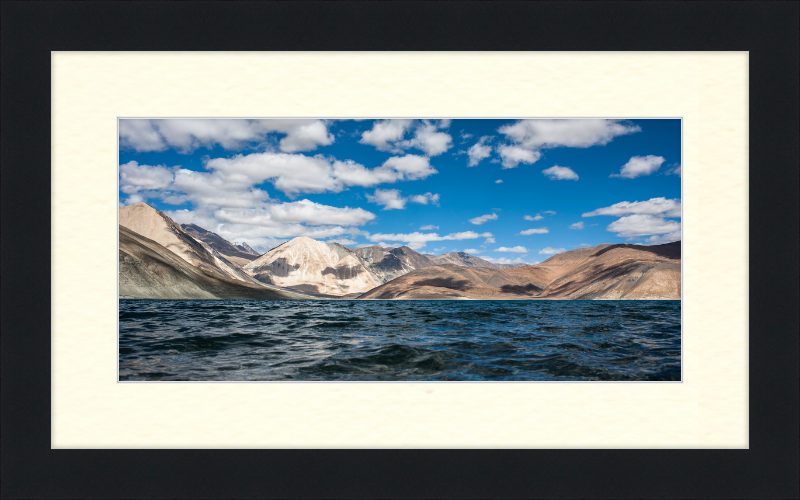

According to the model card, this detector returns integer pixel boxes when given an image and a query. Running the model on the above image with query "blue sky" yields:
[119,118,681,264]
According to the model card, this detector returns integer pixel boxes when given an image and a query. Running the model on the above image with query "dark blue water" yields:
[119,300,681,381]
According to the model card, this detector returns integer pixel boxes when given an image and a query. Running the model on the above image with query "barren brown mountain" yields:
[181,223,259,268]
[119,225,312,300]
[429,251,525,269]
[358,241,680,300]
[119,203,262,286]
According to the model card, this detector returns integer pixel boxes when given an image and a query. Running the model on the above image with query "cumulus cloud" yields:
[542,165,579,180]
[492,119,641,174]
[212,203,374,228]
[644,231,682,245]
[399,121,453,156]
[469,213,498,225]
[482,256,537,265]
[366,189,407,210]
[498,145,541,169]
[420,225,439,230]
[360,119,452,156]
[606,214,681,238]
[544,210,557,215]
[495,179,503,184]
[462,248,482,254]
[201,152,436,196]
[119,119,334,153]
[484,237,496,244]
[368,231,493,250]
[467,137,493,166]
[519,228,549,235]
[539,247,567,255]
[409,192,441,205]
[119,161,175,193]
[569,221,585,230]
[498,119,641,150]
[524,214,544,221]
[359,119,413,151]
[496,246,528,253]
[582,197,681,218]
[367,189,440,210]
[611,155,666,178]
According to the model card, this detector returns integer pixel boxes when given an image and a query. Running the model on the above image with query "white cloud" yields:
[409,192,440,205]
[400,121,453,156]
[519,228,549,235]
[359,119,413,151]
[542,165,579,181]
[544,210,557,215]
[498,145,541,169]
[469,213,498,225]
[524,214,544,221]
[368,231,493,249]
[496,246,528,253]
[462,248,482,254]
[213,203,374,228]
[569,221,585,230]
[482,256,537,265]
[261,200,374,226]
[119,119,334,153]
[467,137,493,166]
[420,225,439,230]
[498,119,641,149]
[367,189,440,210]
[484,237,495,244]
[644,231,682,245]
[606,214,681,238]
[611,155,665,178]
[582,197,681,218]
[360,119,452,156]
[119,120,166,152]
[122,194,145,206]
[539,247,567,255]
[366,189,407,210]
[378,155,438,181]
[495,179,503,184]
[665,163,682,176]
[202,152,436,196]
[119,161,175,193]
[277,121,336,153]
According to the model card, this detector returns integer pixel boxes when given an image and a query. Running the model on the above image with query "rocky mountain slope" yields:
[429,251,524,269]
[119,203,261,285]
[181,223,260,268]
[119,226,311,300]
[243,237,385,296]
[358,242,680,300]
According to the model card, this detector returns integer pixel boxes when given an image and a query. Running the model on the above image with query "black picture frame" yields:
[2,1,798,498]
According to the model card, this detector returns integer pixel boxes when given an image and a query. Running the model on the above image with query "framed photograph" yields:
[3,1,797,498]
[117,116,682,383]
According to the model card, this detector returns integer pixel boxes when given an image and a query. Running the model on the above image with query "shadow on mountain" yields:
[500,283,543,295]
[413,277,472,291]
[592,241,680,260]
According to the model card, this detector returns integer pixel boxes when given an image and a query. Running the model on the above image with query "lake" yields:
[119,299,681,381]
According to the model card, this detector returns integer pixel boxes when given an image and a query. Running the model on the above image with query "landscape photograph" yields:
[118,118,681,381]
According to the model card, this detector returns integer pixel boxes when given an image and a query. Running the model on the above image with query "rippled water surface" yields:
[119,300,681,381]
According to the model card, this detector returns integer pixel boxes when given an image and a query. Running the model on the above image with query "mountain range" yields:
[118,203,681,300]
